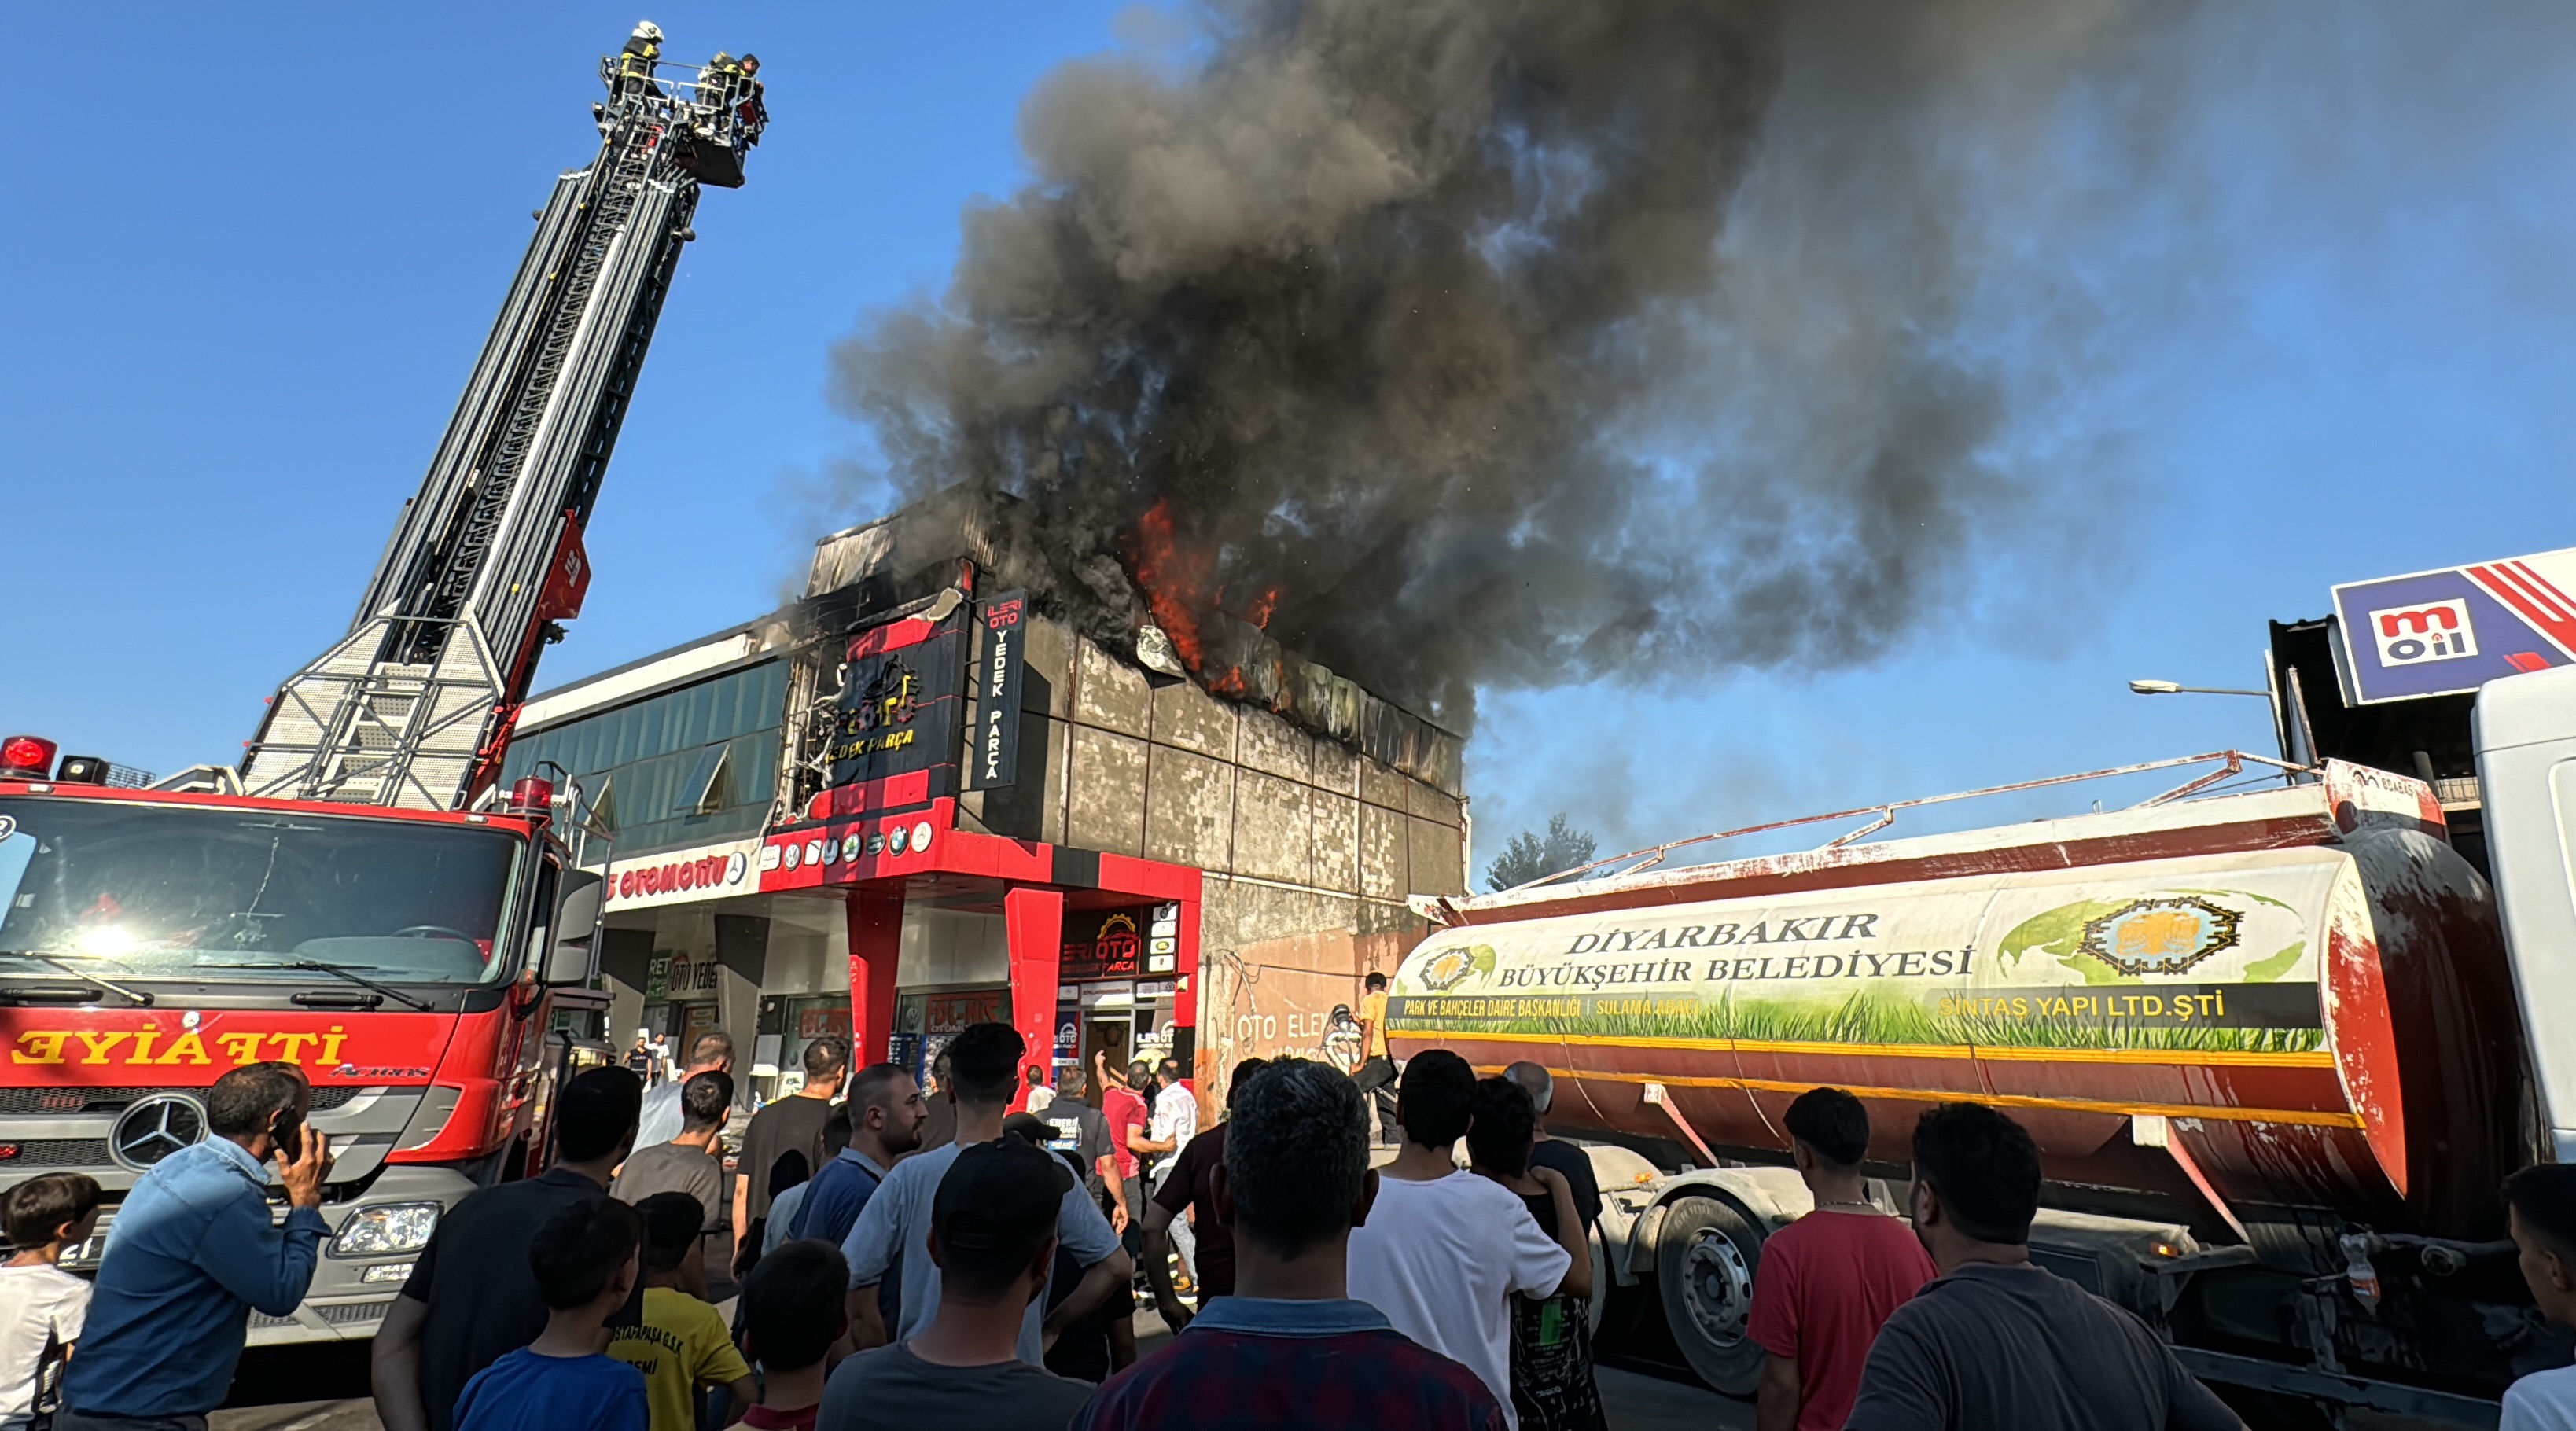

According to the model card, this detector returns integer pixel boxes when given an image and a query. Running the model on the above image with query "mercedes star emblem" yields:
[110,1093,209,1171]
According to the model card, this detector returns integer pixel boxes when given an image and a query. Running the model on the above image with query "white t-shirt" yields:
[0,1264,89,1431]
[1347,1170,1571,1431]
[1026,1086,1057,1114]
[2505,1364,2576,1431]
[1149,1082,1199,1180]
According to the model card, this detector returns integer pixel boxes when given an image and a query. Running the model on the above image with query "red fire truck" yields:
[0,39,758,1345]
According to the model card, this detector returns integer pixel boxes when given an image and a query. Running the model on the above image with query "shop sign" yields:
[650,951,722,999]
[606,837,759,910]
[756,807,954,892]
[925,989,1003,1035]
[829,612,966,789]
[965,591,1027,793]
[1061,907,1150,981]
[1147,902,1181,973]
[794,1002,852,1040]
[2331,546,2576,703]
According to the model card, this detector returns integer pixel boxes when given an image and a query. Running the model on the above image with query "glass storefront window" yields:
[504,660,790,858]
[778,995,851,1094]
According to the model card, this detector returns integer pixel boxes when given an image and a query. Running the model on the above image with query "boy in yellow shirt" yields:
[607,1193,756,1431]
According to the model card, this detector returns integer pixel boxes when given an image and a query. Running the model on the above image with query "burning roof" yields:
[808,489,1463,794]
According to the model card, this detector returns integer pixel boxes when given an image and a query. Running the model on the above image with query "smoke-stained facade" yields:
[775,506,1472,1107]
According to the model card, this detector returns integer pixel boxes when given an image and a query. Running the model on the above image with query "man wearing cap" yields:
[839,1024,1130,1366]
[819,1136,1094,1429]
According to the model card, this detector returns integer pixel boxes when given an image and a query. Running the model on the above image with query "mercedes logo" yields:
[110,1094,208,1171]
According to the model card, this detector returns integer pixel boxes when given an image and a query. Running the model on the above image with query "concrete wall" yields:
[957,615,1472,1111]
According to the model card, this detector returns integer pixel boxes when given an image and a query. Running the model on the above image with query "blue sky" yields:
[7,4,2574,885]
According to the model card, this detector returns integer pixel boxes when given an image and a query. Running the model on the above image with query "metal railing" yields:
[1502,749,2314,896]
[596,57,766,138]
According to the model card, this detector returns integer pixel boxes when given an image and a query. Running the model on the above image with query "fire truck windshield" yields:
[0,799,521,986]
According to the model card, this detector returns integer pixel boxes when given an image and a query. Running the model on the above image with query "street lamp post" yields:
[2128,679,2270,698]
[2129,676,2313,785]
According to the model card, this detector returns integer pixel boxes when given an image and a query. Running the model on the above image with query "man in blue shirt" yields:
[61,1061,331,1431]
[789,1063,925,1247]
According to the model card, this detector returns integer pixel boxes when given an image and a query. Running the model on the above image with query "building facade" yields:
[502,510,1472,1115]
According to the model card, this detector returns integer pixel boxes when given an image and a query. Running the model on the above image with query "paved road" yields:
[209,1325,1752,1431]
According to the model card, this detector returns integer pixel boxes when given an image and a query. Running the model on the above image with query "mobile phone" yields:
[270,1108,305,1163]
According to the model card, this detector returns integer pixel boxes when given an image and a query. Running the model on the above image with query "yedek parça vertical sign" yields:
[966,591,1027,791]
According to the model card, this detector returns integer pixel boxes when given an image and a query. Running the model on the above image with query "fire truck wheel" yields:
[1655,1195,1765,1397]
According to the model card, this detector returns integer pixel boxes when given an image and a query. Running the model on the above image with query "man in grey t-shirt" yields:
[611,1070,731,1236]
[841,1023,1129,1363]
[1846,1103,2243,1431]
[820,1135,1095,1431]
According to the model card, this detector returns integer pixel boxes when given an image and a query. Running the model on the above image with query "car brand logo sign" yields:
[111,1093,209,1171]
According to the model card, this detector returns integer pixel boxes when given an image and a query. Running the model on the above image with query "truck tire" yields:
[1655,1194,1766,1396]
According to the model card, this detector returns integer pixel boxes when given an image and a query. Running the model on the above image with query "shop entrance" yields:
[1071,979,1179,1084]
[1085,1018,1131,1083]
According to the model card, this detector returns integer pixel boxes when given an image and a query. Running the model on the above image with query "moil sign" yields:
[2332,548,2576,704]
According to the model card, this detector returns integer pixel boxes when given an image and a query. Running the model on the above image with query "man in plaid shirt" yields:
[1071,1058,1503,1431]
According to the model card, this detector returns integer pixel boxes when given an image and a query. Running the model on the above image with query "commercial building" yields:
[502,502,1473,1112]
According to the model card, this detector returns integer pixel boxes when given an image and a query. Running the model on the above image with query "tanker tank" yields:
[1389,757,2524,1246]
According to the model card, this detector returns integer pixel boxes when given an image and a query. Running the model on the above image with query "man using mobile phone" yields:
[60,1061,333,1431]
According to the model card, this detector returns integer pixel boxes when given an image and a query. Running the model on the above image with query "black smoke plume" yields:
[833,0,2097,732]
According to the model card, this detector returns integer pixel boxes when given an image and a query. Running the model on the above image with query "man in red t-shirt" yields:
[1095,1050,1152,1245]
[1748,1087,1938,1431]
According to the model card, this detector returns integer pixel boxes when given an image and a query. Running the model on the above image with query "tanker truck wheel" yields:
[1655,1195,1765,1396]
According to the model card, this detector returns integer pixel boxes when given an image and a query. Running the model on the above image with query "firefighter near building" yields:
[0,28,758,1345]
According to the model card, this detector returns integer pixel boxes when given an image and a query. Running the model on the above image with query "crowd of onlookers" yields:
[20,1019,2576,1431]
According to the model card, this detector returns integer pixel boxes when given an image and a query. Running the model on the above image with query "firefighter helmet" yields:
[631,20,664,42]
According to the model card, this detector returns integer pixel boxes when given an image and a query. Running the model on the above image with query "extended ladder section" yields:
[241,52,760,810]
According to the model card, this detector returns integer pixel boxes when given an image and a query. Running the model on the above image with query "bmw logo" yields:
[111,1093,209,1171]
[888,826,909,855]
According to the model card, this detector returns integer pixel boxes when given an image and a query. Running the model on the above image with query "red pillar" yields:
[1003,885,1064,1113]
[845,884,903,1069]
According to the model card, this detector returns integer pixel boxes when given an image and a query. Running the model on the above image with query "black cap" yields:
[933,1136,1072,1253]
[1001,1113,1055,1147]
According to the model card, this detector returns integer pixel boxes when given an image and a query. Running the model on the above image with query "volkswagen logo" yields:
[110,1093,208,1171]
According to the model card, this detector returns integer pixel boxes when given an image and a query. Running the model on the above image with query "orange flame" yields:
[1129,499,1210,672]
[1128,502,1289,693]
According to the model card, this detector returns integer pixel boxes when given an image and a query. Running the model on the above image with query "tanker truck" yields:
[1390,661,2576,1425]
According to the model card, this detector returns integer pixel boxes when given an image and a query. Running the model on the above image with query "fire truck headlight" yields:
[332,1202,440,1257]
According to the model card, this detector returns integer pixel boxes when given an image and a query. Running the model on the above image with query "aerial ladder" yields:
[236,37,764,811]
